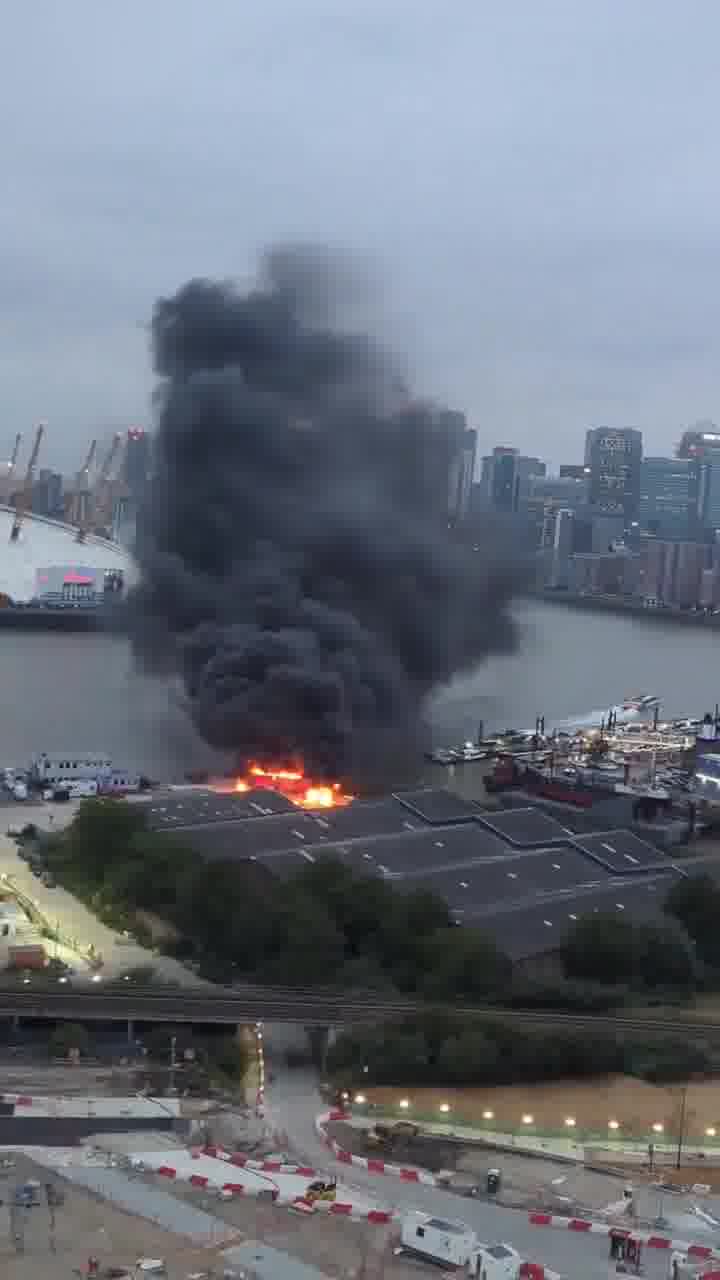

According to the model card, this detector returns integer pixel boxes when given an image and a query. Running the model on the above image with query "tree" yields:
[420,928,512,1001]
[665,875,720,968]
[49,1023,90,1059]
[436,1029,500,1084]
[63,799,147,877]
[210,1036,250,1081]
[263,889,345,984]
[561,914,695,988]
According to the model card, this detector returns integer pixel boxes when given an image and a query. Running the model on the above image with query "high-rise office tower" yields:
[448,427,477,523]
[478,447,545,514]
[122,427,151,504]
[639,456,699,540]
[584,427,643,524]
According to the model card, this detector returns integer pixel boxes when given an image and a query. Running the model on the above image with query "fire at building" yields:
[212,763,353,810]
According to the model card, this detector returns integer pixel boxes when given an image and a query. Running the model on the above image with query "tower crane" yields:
[73,438,98,543]
[4,434,22,494]
[92,432,123,536]
[9,423,45,542]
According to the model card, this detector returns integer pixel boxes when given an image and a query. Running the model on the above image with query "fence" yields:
[349,1099,720,1154]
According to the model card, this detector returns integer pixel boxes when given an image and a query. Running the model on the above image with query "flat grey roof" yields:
[478,807,576,847]
[572,829,668,873]
[395,847,611,912]
[459,873,682,959]
[395,787,485,824]
[140,787,294,828]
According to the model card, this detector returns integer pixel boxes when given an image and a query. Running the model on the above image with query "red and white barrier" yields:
[291,1195,393,1224]
[129,1150,279,1199]
[315,1111,438,1186]
[192,1140,394,1225]
[528,1212,719,1259]
[200,1145,317,1178]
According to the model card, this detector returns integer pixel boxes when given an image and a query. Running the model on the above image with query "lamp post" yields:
[169,1035,177,1095]
[676,1086,688,1171]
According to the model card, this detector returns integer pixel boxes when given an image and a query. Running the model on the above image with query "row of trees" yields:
[327,1011,712,1088]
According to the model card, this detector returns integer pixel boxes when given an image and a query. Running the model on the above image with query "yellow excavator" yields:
[366,1121,420,1152]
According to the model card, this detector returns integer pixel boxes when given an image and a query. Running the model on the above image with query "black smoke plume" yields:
[128,247,529,785]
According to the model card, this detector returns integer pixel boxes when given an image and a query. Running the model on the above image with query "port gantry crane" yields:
[9,422,45,542]
[73,438,98,544]
[91,431,123,537]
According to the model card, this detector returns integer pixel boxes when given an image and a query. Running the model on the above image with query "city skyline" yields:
[3,2,720,468]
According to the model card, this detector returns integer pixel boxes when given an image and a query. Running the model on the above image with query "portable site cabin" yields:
[398,1212,521,1278]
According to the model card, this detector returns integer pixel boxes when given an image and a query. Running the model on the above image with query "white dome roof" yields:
[0,506,133,602]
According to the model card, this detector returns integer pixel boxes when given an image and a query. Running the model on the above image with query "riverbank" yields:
[0,605,123,630]
[532,588,720,629]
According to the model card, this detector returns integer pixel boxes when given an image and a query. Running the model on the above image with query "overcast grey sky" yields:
[2,0,719,471]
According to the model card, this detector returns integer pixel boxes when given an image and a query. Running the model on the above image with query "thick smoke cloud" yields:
[128,248,528,785]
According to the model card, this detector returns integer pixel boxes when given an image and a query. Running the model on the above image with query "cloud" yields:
[2,0,719,469]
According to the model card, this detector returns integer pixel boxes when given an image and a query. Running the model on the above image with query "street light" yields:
[675,1087,688,1170]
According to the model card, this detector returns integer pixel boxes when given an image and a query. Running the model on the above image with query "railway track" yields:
[0,982,716,1037]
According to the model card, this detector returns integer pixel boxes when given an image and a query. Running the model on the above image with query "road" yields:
[0,827,210,986]
[265,1069,674,1280]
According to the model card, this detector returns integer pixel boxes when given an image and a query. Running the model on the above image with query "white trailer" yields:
[397,1212,521,1278]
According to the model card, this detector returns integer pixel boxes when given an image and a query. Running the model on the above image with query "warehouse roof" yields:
[146,784,677,960]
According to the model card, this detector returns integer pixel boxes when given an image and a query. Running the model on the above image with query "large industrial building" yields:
[136,786,685,965]
[0,507,132,603]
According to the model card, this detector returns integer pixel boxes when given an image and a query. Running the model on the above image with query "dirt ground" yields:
[0,1149,418,1280]
[326,1119,461,1173]
[80,1154,420,1280]
[0,1152,233,1280]
[361,1076,720,1142]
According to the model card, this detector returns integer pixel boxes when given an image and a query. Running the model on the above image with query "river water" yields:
[2,601,718,776]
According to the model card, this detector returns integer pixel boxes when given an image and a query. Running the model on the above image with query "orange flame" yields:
[229,763,353,809]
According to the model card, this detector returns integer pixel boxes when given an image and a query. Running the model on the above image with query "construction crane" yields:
[4,433,22,496]
[73,438,98,543]
[91,431,123,536]
[9,423,44,542]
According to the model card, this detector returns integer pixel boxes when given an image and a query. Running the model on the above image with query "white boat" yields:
[551,694,660,732]
[450,741,489,763]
